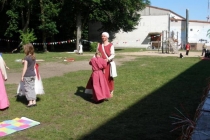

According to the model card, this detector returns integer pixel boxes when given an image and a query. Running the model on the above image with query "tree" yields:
[38,0,61,51]
[207,29,210,38]
[2,0,61,51]
[3,0,34,37]
[65,0,150,50]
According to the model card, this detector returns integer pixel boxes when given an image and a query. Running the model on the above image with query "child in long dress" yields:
[89,52,111,102]
[0,54,9,109]
[17,63,44,96]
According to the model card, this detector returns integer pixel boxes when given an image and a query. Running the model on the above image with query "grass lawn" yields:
[0,52,208,140]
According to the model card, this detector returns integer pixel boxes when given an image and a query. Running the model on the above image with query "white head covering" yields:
[102,32,109,38]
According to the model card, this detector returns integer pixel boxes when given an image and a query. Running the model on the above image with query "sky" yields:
[150,0,210,21]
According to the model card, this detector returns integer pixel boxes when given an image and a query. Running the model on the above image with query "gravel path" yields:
[5,50,202,84]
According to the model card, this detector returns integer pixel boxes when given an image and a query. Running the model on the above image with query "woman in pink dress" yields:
[85,32,115,97]
[89,52,111,102]
[0,54,10,110]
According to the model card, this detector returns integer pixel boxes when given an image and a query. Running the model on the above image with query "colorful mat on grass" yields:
[0,117,40,137]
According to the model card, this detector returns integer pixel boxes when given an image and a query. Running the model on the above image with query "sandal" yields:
[27,104,34,107]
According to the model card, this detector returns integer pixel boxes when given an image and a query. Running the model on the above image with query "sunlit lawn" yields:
[0,51,208,140]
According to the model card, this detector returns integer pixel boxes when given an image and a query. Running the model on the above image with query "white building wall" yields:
[170,20,186,45]
[88,6,210,48]
[112,15,168,48]
[188,22,210,43]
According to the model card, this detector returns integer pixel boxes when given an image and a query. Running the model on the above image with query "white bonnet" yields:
[102,32,109,38]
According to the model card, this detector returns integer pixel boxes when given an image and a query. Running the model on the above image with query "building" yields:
[89,5,210,50]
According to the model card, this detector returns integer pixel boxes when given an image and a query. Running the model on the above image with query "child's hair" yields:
[95,52,102,57]
[23,43,35,59]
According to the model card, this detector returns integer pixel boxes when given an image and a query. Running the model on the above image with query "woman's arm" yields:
[21,60,28,81]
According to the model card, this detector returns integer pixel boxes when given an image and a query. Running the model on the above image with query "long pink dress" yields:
[89,57,111,102]
[85,43,114,94]
[0,56,9,109]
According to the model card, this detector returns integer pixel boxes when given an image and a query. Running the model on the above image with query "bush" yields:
[19,29,37,52]
[90,42,98,52]
[19,29,37,45]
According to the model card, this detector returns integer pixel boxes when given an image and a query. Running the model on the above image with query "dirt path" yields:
[6,50,202,84]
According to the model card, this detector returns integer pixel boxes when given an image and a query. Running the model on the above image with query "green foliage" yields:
[89,0,150,32]
[207,29,210,38]
[4,10,19,37]
[19,29,37,45]
[38,1,61,37]
[2,0,150,46]
[90,42,98,52]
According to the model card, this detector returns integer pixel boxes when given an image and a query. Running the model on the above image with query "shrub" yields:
[19,29,37,45]
[90,42,98,52]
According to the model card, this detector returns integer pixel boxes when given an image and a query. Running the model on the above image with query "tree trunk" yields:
[21,1,31,33]
[40,0,48,52]
[76,12,82,51]
[22,7,30,33]
[42,31,47,52]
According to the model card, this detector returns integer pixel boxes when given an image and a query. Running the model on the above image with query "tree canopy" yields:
[0,0,150,51]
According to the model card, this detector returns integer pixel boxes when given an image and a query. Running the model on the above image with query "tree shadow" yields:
[115,49,126,52]
[78,60,210,140]
[16,95,41,105]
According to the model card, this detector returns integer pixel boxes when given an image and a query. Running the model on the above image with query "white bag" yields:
[101,44,117,78]
[110,61,117,77]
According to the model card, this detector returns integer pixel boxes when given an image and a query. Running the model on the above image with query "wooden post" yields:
[162,31,164,53]
[165,30,168,53]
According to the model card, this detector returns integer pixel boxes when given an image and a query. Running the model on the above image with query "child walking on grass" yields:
[21,43,37,107]
[89,52,111,102]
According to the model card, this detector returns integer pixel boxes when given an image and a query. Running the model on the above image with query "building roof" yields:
[147,5,185,19]
[147,5,210,24]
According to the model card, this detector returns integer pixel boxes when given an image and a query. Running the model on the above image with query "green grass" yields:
[2,52,93,72]
[115,48,146,52]
[0,53,208,140]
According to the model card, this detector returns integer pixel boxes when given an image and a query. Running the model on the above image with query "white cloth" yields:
[17,69,44,96]
[102,32,109,38]
[101,44,117,78]
[78,45,83,53]
[110,61,117,77]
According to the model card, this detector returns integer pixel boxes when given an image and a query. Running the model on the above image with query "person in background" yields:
[201,43,207,57]
[185,42,190,55]
[21,43,37,107]
[85,32,115,97]
[78,44,83,55]
[0,54,10,110]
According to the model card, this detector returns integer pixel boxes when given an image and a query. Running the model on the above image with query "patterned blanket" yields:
[0,117,40,137]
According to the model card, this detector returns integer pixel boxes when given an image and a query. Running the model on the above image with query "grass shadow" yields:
[74,86,94,103]
[79,59,210,140]
[74,86,106,104]
[16,95,41,105]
